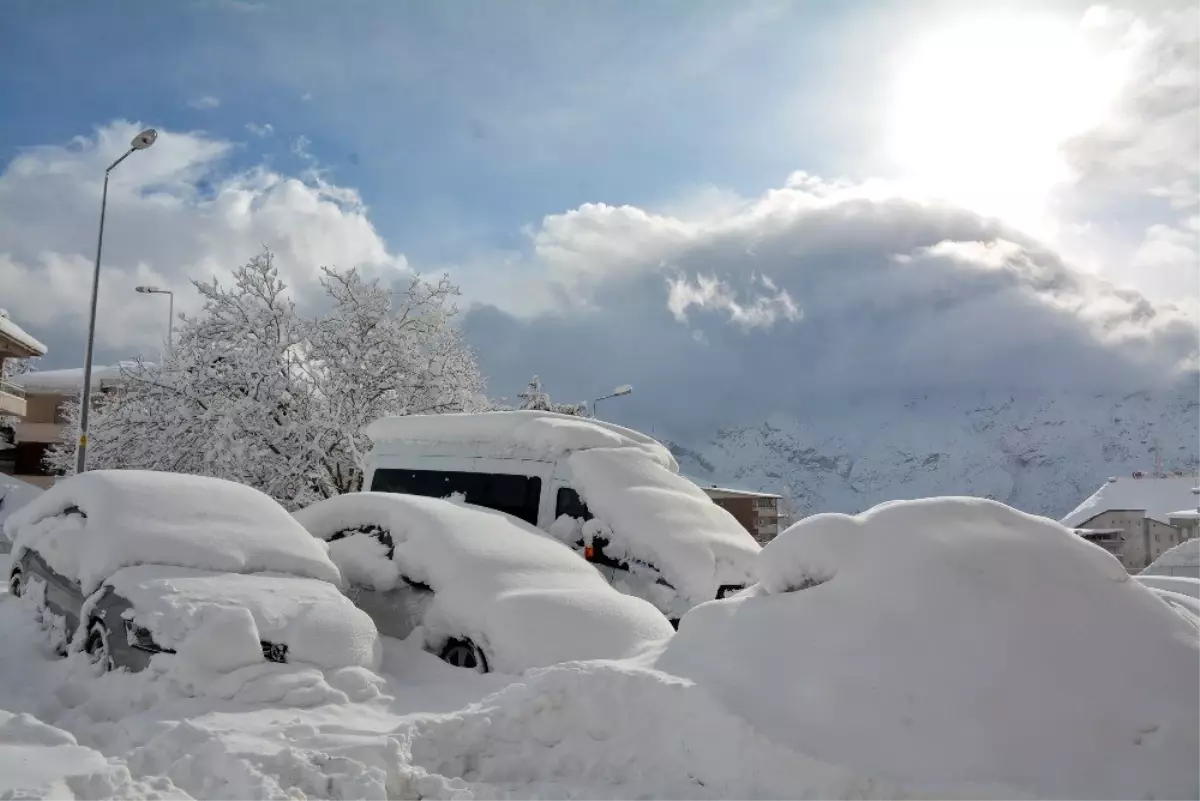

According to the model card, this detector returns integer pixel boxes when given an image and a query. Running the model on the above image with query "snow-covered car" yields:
[361,410,762,622]
[656,497,1200,800]
[292,491,675,673]
[4,470,380,674]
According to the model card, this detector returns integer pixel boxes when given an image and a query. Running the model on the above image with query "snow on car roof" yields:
[657,497,1200,799]
[1060,475,1199,528]
[365,410,677,470]
[1145,538,1200,571]
[4,470,341,594]
[293,492,673,671]
[566,447,761,605]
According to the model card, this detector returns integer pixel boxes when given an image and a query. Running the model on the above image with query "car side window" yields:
[555,487,593,521]
[370,468,542,526]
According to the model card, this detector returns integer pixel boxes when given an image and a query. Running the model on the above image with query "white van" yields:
[363,410,761,622]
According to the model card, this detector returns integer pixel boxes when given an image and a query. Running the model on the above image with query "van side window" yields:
[555,487,593,521]
[370,468,542,526]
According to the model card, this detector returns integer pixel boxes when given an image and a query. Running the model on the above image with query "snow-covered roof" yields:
[1144,539,1200,572]
[11,362,148,394]
[4,470,342,594]
[293,492,673,671]
[656,496,1200,800]
[700,485,782,500]
[1168,509,1200,520]
[1060,475,1200,528]
[366,410,677,470]
[0,309,47,357]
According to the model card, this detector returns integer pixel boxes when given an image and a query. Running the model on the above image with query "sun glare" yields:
[889,13,1121,234]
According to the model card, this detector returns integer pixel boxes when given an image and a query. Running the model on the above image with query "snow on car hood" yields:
[294,492,674,672]
[102,565,380,673]
[4,470,341,594]
[656,497,1200,800]
[565,448,760,606]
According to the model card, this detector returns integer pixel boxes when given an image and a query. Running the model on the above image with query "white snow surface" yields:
[0,310,47,356]
[1060,475,1199,528]
[366,409,677,469]
[1141,537,1200,579]
[4,470,341,593]
[657,496,1200,800]
[293,492,674,672]
[9,362,147,393]
[103,566,381,673]
[566,447,760,606]
[0,474,42,532]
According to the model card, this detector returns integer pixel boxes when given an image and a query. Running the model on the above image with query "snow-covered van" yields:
[362,410,761,622]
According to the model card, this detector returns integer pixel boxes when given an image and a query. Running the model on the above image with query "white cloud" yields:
[245,122,274,137]
[187,95,221,110]
[666,273,801,330]
[0,121,407,366]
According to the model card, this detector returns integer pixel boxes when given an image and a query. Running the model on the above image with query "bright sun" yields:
[889,12,1121,233]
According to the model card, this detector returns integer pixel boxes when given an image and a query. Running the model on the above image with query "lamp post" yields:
[76,128,158,475]
[592,384,632,420]
[134,286,174,352]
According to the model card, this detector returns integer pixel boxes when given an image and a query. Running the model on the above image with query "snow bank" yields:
[1061,475,1199,527]
[103,566,381,672]
[294,492,673,672]
[566,447,760,606]
[1142,537,1200,579]
[5,470,341,593]
[0,474,42,534]
[365,410,677,469]
[657,497,1200,800]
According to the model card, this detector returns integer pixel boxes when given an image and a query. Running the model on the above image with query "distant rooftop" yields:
[699,485,782,500]
[11,362,149,394]
[1061,474,1200,529]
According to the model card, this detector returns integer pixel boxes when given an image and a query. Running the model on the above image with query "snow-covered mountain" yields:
[666,384,1200,520]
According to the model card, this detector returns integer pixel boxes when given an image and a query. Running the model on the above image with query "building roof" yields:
[698,485,781,500]
[1060,475,1200,529]
[10,362,147,394]
[1168,509,1200,520]
[0,310,47,357]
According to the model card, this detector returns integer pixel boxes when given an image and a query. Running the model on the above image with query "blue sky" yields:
[1,0,1195,432]
[3,0,870,263]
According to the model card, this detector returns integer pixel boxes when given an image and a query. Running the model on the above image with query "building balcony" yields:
[0,380,26,417]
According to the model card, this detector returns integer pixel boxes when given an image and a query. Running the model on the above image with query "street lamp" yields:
[134,286,174,352]
[76,128,158,474]
[592,384,632,420]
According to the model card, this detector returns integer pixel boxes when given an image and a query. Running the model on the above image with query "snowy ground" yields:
[0,553,921,800]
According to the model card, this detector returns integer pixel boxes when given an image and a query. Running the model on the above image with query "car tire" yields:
[84,620,114,672]
[438,637,489,673]
[8,567,22,598]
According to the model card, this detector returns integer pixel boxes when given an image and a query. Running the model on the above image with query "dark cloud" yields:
[464,182,1199,438]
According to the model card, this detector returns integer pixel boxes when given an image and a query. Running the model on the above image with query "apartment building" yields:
[0,310,48,419]
[701,485,785,543]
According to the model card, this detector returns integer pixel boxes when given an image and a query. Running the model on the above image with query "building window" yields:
[755,498,775,508]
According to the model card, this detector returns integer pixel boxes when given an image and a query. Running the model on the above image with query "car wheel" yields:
[438,637,489,673]
[84,620,114,672]
[8,568,22,598]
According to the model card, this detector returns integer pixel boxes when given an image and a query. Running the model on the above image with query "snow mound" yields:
[0,474,42,533]
[103,566,382,673]
[5,470,341,593]
[294,493,674,672]
[566,447,760,606]
[659,497,1200,800]
[1143,537,1200,577]
[366,409,677,469]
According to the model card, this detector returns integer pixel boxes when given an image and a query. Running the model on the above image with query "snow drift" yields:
[657,497,1200,800]
[4,470,341,593]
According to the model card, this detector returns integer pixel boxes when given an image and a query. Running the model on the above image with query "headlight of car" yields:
[124,620,163,652]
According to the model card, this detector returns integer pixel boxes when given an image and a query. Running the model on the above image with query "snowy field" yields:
[0,478,1197,799]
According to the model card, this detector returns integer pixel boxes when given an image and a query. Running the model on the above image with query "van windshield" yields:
[370,468,542,526]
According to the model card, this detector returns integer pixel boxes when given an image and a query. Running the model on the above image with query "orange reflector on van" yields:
[584,545,594,560]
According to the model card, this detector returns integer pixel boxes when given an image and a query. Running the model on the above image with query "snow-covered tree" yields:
[48,249,486,508]
[516,375,589,416]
